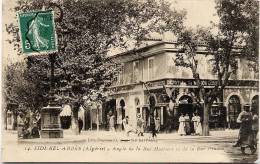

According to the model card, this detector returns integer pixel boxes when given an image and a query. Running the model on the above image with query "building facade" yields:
[107,41,259,132]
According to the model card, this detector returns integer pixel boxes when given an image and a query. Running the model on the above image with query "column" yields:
[160,106,164,125]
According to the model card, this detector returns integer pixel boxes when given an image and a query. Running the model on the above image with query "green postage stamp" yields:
[18,10,57,55]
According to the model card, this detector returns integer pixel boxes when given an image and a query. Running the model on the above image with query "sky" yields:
[2,0,218,64]
[172,0,218,28]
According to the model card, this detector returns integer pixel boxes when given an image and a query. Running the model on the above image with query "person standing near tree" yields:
[178,113,186,136]
[109,113,116,132]
[191,113,197,135]
[150,116,157,138]
[184,113,191,135]
[17,113,25,139]
[78,118,83,134]
[195,114,202,136]
[155,117,160,133]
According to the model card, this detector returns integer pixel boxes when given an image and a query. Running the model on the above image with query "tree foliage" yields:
[4,61,48,114]
[5,0,185,134]
[174,0,259,135]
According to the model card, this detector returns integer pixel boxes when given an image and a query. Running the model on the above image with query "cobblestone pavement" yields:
[2,130,258,163]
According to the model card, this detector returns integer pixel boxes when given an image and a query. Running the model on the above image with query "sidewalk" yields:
[69,129,239,142]
[4,129,240,143]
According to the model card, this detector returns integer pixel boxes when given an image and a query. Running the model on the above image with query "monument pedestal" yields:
[41,106,63,138]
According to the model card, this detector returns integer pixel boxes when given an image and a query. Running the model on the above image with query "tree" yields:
[6,0,185,134]
[173,0,259,135]
[4,61,48,129]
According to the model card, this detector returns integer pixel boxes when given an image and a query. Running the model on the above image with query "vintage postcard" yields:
[2,0,259,162]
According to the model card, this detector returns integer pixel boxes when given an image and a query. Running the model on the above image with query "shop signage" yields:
[109,79,258,94]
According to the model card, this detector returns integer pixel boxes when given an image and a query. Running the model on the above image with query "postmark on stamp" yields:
[18,10,57,55]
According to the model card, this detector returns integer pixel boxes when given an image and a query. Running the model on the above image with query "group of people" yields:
[17,113,40,139]
[233,106,258,154]
[106,110,161,138]
[178,113,202,136]
[122,115,160,138]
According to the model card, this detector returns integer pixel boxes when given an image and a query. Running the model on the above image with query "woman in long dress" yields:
[178,114,186,136]
[109,114,116,132]
[195,115,202,135]
[184,114,191,135]
[191,113,197,135]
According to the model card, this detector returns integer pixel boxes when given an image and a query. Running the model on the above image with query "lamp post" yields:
[40,52,63,138]
[40,3,64,138]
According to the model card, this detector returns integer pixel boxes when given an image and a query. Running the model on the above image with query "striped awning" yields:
[60,105,72,116]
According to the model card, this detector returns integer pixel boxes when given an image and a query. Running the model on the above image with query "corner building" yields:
[106,41,259,132]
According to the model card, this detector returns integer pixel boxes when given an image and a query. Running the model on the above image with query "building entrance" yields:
[228,95,241,129]
[178,95,194,117]
[251,95,259,114]
[120,100,125,120]
[119,99,125,130]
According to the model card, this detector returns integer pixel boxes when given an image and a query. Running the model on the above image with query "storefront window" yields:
[251,95,259,114]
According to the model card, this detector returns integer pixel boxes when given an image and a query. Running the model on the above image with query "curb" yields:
[18,138,86,144]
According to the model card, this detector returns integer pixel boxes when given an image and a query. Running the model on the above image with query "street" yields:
[2,130,258,162]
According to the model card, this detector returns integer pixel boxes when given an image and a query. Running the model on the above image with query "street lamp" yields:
[40,3,64,138]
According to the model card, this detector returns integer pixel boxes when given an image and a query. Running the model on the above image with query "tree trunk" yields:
[202,103,210,136]
[71,105,79,135]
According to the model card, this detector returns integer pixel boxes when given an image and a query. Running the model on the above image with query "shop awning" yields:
[60,105,72,117]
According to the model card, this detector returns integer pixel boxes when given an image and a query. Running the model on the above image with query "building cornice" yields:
[108,41,243,63]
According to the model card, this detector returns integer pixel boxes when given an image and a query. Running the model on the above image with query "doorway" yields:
[120,99,125,120]
[251,95,259,114]
[119,99,125,130]
[178,95,194,117]
[228,95,241,129]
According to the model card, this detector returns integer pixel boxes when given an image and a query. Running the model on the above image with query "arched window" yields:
[178,95,194,117]
[251,95,259,114]
[120,99,125,119]
[135,98,141,114]
[228,95,241,129]
[179,95,193,104]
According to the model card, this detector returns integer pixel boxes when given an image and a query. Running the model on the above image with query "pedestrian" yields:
[17,113,25,139]
[22,127,31,139]
[191,113,197,135]
[150,116,157,138]
[136,114,144,136]
[109,113,116,132]
[233,105,256,154]
[78,118,83,134]
[106,112,111,130]
[165,110,173,133]
[178,113,186,136]
[35,113,41,130]
[122,116,136,136]
[251,111,258,149]
[195,114,202,135]
[155,117,160,133]
[31,121,40,138]
[184,113,191,135]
